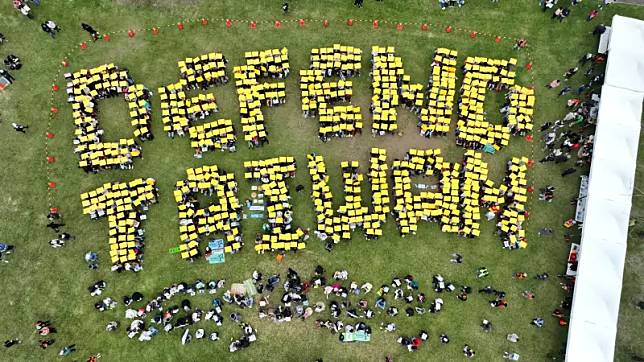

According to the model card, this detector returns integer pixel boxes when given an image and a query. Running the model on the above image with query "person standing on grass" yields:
[354,0,364,8]
[282,2,289,14]
[11,123,28,133]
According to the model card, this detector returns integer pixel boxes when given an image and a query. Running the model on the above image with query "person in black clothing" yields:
[132,291,144,302]
[4,55,21,70]
[3,339,21,348]
[561,168,576,177]
[46,221,65,232]
[11,123,28,133]
[592,24,606,36]
[81,23,100,41]
[282,2,288,14]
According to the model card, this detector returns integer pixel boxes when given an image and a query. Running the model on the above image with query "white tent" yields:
[604,15,644,93]
[565,15,644,362]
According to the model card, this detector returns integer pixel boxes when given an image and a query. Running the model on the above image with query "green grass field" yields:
[0,1,643,361]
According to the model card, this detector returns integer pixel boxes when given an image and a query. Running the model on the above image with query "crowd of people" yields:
[540,52,605,174]
[307,148,389,249]
[421,48,458,137]
[79,178,159,271]
[1,1,618,360]
[300,44,362,141]
[173,165,243,258]
[234,48,289,147]
[65,63,153,173]
[244,157,308,252]
[541,0,605,22]
[74,262,570,360]
[158,52,235,156]
[370,46,425,135]
[456,56,535,150]
[390,148,529,249]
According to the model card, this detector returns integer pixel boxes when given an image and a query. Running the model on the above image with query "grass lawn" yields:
[0,0,643,361]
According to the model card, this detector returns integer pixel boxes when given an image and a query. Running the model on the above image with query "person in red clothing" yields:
[411,336,421,349]
[587,9,598,21]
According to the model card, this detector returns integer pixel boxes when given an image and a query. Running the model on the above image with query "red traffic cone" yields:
[396,23,404,31]
[250,21,257,30]
[421,23,428,31]
[323,19,329,28]
[226,19,232,28]
[103,34,110,41]
[298,19,305,27]
[128,30,135,38]
[47,156,56,164]
[152,27,159,35]
[372,20,378,29]
[525,134,534,142]
[445,25,453,33]
[275,20,281,29]
[177,22,184,30]
[48,182,57,189]
[52,84,59,92]
[347,19,354,26]
[46,132,55,139]
[495,36,502,43]
[525,62,533,70]
[50,107,59,114]
[470,31,478,39]
[80,42,87,49]
[201,18,208,26]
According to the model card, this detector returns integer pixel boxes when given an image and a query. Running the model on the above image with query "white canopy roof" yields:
[604,15,644,93]
[565,15,644,362]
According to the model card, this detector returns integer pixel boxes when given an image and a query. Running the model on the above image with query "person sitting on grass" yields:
[3,339,21,348]
[463,345,476,358]
[0,243,14,263]
[58,344,76,356]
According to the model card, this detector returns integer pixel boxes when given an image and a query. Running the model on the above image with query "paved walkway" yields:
[613,0,644,5]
